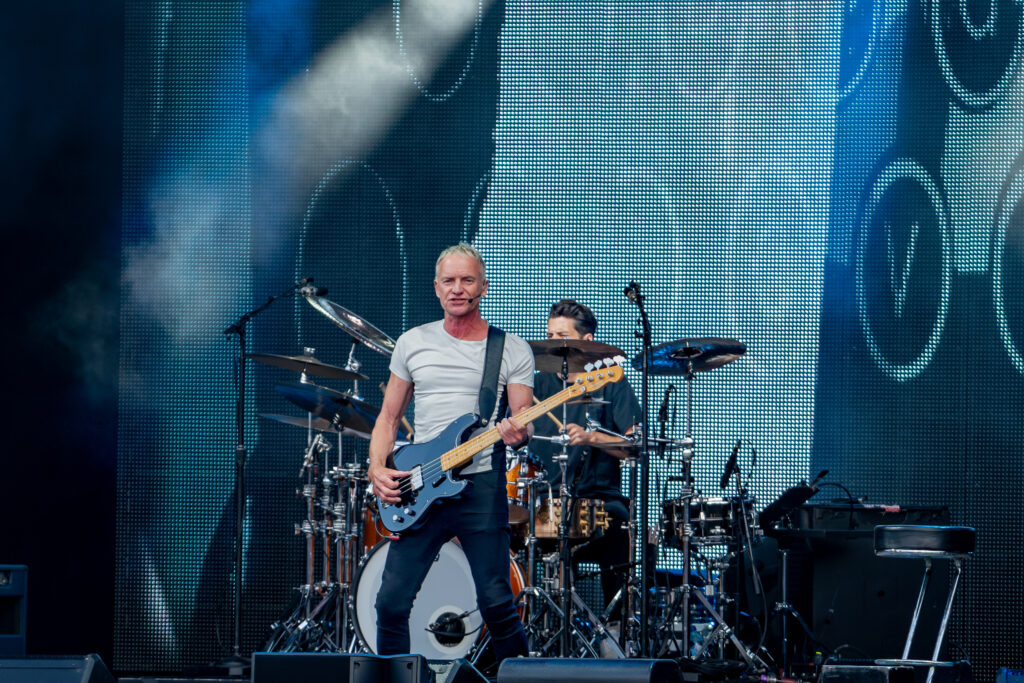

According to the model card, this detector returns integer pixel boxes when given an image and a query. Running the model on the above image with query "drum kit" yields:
[254,289,765,670]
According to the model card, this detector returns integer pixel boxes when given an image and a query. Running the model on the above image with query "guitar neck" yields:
[439,383,585,472]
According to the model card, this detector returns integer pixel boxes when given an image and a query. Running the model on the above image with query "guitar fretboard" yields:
[439,366,622,471]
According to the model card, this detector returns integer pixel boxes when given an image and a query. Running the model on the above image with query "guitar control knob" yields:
[404,507,415,516]
[392,514,404,523]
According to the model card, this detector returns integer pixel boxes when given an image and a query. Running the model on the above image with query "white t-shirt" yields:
[389,320,535,474]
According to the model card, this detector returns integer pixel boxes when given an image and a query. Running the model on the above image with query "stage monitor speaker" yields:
[253,652,429,683]
[349,654,429,683]
[253,652,352,683]
[0,654,114,683]
[497,658,682,683]
[0,565,27,658]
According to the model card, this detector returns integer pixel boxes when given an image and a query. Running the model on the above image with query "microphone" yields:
[720,439,741,490]
[299,284,328,297]
[658,384,674,423]
[809,469,829,488]
[623,281,641,303]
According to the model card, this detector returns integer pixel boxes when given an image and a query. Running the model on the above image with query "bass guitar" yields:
[377,357,625,533]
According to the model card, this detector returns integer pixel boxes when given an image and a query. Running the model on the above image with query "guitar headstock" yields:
[570,355,626,395]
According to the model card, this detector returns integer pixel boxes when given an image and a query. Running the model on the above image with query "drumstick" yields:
[532,395,564,431]
[379,381,414,440]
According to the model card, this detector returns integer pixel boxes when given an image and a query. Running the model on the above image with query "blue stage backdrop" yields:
[117,0,1024,676]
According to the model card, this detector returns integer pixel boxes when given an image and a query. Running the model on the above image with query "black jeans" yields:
[375,470,528,662]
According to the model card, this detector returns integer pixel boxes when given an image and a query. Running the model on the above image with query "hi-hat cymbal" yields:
[275,383,379,435]
[248,352,368,381]
[257,412,371,439]
[529,339,625,374]
[303,294,396,357]
[633,338,746,376]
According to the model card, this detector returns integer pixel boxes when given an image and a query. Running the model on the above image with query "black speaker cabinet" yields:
[497,658,682,683]
[252,652,429,683]
[253,652,352,683]
[0,655,114,683]
[0,565,27,658]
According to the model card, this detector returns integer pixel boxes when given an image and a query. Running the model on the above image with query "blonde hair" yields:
[435,242,487,279]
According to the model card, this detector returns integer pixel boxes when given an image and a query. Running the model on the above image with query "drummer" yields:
[530,299,642,622]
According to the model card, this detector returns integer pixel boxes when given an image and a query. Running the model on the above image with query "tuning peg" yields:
[613,355,626,366]
[593,359,605,369]
[584,362,595,372]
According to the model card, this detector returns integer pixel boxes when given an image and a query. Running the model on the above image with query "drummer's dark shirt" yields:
[531,371,641,503]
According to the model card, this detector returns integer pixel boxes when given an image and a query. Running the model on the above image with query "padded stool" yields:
[873,525,975,683]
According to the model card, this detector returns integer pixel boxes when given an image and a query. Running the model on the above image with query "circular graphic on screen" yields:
[297,160,408,349]
[992,153,1024,375]
[394,0,484,102]
[856,159,951,381]
[931,0,1024,109]
[461,169,491,243]
[838,0,884,101]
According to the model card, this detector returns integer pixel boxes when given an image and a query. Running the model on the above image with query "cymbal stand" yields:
[623,280,652,656]
[343,341,363,398]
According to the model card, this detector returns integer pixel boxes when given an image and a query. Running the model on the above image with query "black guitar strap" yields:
[477,325,506,431]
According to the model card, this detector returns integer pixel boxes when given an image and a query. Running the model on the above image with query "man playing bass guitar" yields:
[368,243,533,663]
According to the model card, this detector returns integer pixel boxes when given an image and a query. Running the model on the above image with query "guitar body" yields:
[377,413,481,534]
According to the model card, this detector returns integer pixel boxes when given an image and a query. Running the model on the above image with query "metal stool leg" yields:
[925,558,964,683]
[903,557,932,660]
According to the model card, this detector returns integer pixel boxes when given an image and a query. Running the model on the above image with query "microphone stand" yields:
[219,279,312,674]
[624,282,652,656]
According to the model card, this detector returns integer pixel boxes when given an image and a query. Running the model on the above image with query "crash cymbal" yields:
[303,294,396,357]
[257,412,371,439]
[529,339,626,374]
[275,383,380,435]
[248,352,368,381]
[634,337,746,376]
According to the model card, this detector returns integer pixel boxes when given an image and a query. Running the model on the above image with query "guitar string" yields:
[386,369,620,497]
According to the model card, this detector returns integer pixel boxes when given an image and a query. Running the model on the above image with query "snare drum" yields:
[661,496,756,546]
[535,497,610,539]
[505,453,544,524]
[353,539,526,659]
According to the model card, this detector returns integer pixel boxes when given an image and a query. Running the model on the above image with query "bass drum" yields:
[354,539,526,659]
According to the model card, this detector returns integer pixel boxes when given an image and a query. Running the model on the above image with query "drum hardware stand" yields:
[687,450,767,670]
[516,357,625,660]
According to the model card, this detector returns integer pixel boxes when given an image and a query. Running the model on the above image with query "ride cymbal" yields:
[257,412,370,439]
[248,352,368,381]
[633,337,746,376]
[275,383,379,435]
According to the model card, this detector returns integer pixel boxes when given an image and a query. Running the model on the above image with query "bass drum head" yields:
[354,539,483,659]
